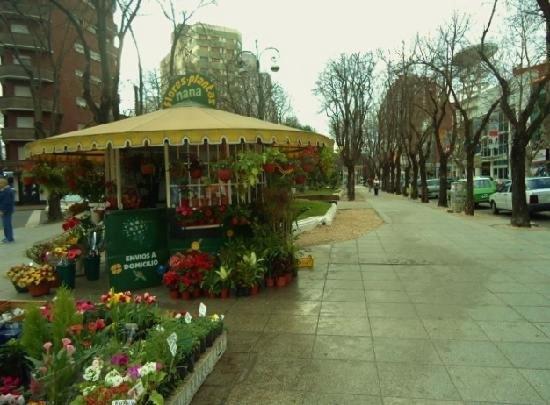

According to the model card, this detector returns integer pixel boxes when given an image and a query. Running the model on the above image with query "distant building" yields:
[0,0,116,203]
[160,23,243,84]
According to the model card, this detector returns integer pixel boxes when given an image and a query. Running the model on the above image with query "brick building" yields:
[0,0,115,203]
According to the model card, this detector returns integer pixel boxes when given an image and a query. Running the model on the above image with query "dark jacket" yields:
[0,186,15,214]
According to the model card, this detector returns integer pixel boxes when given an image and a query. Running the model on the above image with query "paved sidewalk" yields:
[190,187,550,404]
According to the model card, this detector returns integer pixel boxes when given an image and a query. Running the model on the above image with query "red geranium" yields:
[62,216,81,231]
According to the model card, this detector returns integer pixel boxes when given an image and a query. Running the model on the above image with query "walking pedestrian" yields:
[0,177,15,243]
[373,177,380,196]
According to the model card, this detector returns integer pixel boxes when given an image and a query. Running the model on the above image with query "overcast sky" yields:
[120,0,497,135]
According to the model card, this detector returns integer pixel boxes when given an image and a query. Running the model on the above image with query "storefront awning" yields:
[26,105,333,155]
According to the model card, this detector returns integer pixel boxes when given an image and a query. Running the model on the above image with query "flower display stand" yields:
[167,331,227,405]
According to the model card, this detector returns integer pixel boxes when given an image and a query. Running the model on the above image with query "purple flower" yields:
[127,365,140,379]
[110,353,129,367]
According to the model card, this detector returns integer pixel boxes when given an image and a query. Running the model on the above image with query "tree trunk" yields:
[346,165,356,201]
[389,161,395,193]
[47,193,63,222]
[510,139,531,227]
[464,145,475,216]
[382,163,390,192]
[419,155,429,203]
[438,154,448,207]
[411,157,419,200]
[403,166,410,197]
[394,155,401,195]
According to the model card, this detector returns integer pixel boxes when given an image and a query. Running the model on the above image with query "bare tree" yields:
[315,52,376,200]
[50,0,142,124]
[478,0,550,226]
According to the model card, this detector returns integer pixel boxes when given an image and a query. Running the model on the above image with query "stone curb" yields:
[292,202,338,235]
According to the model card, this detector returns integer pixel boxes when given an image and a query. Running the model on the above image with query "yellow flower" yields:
[226,230,234,238]
[191,241,200,251]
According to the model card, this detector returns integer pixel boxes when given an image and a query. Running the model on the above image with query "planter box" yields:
[167,331,227,405]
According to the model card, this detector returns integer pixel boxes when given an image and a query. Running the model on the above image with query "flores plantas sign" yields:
[162,74,216,108]
[105,209,169,292]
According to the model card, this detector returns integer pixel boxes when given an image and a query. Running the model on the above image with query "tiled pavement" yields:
[190,188,550,404]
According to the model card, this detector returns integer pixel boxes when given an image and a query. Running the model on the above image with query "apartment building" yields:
[160,23,243,84]
[0,0,115,203]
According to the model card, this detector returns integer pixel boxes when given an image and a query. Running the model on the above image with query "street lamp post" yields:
[238,41,280,121]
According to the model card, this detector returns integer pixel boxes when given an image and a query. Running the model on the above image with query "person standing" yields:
[373,177,380,196]
[0,177,15,243]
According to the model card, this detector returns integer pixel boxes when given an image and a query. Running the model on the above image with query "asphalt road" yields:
[0,210,35,230]
[427,198,550,229]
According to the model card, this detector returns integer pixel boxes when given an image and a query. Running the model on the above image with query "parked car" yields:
[425,179,440,198]
[60,194,84,211]
[449,177,497,205]
[490,176,550,215]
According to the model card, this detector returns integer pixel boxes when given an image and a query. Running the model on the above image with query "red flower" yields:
[162,271,179,288]
[62,217,80,231]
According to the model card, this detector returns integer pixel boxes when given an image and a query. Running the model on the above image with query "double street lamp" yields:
[237,40,280,121]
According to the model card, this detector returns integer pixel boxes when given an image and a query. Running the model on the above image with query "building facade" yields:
[160,23,243,84]
[0,0,115,202]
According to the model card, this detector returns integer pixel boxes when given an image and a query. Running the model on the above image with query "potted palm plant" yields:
[215,266,233,299]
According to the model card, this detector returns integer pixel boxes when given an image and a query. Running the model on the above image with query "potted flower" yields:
[8,264,56,297]
[262,147,287,174]
[50,245,82,289]
[214,266,233,299]
[189,158,203,179]
[234,251,265,296]
[212,160,233,182]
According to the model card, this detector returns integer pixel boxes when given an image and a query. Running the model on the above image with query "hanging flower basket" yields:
[190,168,203,179]
[263,163,277,174]
[141,163,156,175]
[302,162,316,173]
[217,168,232,182]
[294,174,307,185]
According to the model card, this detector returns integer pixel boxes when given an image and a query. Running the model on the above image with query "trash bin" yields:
[450,182,466,213]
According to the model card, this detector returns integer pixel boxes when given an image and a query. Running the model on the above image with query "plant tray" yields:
[0,300,47,313]
[297,255,314,269]
[181,224,223,231]
[167,331,227,405]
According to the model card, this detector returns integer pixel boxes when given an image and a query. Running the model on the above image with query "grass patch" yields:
[295,187,339,196]
[292,198,332,220]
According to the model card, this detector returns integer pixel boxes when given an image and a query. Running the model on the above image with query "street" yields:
[0,209,39,230]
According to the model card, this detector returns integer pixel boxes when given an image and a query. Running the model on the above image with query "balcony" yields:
[0,1,51,20]
[0,96,54,112]
[0,32,49,51]
[0,127,38,141]
[0,64,54,82]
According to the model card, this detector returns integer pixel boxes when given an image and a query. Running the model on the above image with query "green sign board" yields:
[105,208,169,292]
[162,73,216,109]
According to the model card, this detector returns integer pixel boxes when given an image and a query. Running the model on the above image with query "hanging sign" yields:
[162,73,216,108]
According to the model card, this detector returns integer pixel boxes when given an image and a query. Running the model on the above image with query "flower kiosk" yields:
[25,74,333,295]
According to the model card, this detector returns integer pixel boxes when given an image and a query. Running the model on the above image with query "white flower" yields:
[91,357,103,369]
[105,369,124,387]
[139,362,157,377]
[82,386,96,396]
[83,365,101,382]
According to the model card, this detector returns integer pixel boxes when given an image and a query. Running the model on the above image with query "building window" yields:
[10,24,29,34]
[91,75,102,84]
[76,97,87,108]
[14,85,32,97]
[90,51,101,61]
[87,25,97,34]
[74,43,85,54]
[16,117,34,128]
[13,55,32,66]
[75,69,84,78]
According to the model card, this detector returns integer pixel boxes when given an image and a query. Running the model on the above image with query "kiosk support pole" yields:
[164,143,171,207]
[115,149,122,210]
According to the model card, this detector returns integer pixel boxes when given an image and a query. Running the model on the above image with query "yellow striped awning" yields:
[26,105,333,155]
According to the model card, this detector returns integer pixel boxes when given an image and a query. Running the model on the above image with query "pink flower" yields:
[61,338,72,347]
[65,345,76,356]
[133,295,143,304]
[43,342,52,352]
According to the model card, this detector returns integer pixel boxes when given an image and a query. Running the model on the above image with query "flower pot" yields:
[294,174,306,185]
[49,272,61,288]
[28,282,50,297]
[217,168,232,182]
[84,255,100,281]
[263,163,277,173]
[265,276,274,288]
[141,163,155,175]
[276,276,287,288]
[302,163,316,173]
[169,289,180,300]
[220,288,230,299]
[207,291,216,299]
[181,291,191,300]
[12,282,28,293]
[22,176,34,186]
[190,168,203,179]
[285,272,293,284]
[56,262,76,289]
[250,284,259,296]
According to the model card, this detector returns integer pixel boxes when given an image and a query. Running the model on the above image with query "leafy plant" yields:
[232,150,264,189]
[20,306,49,360]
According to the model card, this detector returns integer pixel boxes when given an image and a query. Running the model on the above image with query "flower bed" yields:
[0,288,225,404]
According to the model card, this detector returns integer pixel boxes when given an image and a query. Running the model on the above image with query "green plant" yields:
[214,265,234,290]
[262,147,287,164]
[52,287,82,352]
[200,268,221,295]
[21,306,50,360]
[234,252,265,288]
[232,150,264,189]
